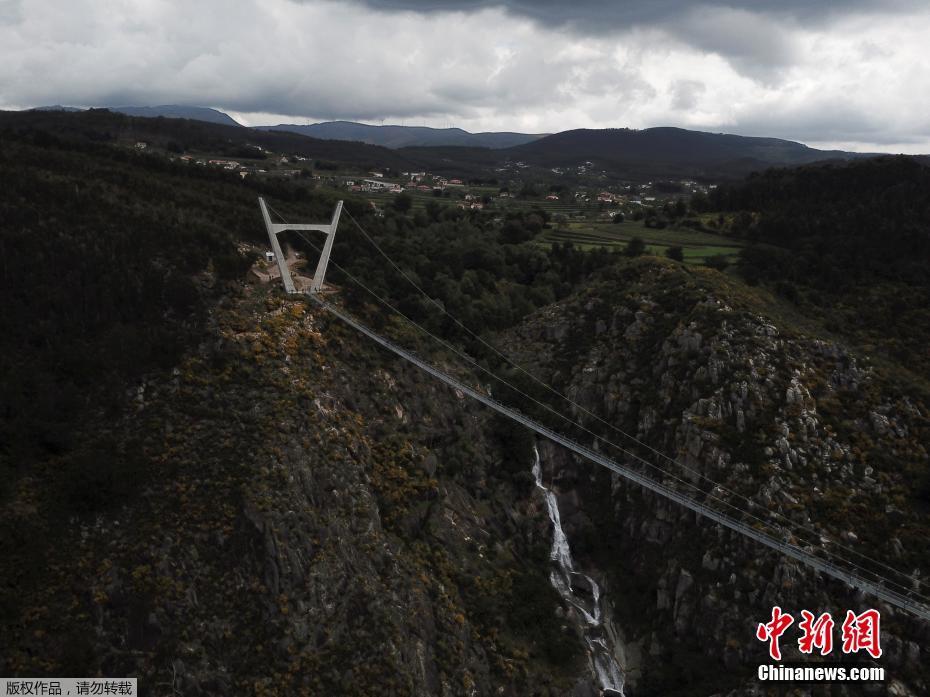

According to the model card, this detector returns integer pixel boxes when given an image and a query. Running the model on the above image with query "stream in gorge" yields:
[532,446,625,696]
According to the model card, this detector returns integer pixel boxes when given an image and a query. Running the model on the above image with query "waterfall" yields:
[533,446,625,696]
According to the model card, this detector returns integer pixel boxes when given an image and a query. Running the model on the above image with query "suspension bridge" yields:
[259,197,930,624]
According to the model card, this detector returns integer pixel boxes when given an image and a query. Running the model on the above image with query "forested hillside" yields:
[0,122,617,518]
[506,127,871,178]
[264,121,543,149]
[718,157,930,283]
[0,126,623,695]
[714,156,930,372]
[2,120,929,696]
[0,131,251,504]
[0,109,414,170]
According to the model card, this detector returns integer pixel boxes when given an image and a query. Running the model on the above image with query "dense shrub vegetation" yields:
[0,132,257,501]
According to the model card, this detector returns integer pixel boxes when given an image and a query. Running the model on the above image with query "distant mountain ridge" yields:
[0,108,418,171]
[507,127,879,175]
[32,105,84,113]
[262,121,546,149]
[108,105,242,126]
[31,104,242,126]
[12,107,927,179]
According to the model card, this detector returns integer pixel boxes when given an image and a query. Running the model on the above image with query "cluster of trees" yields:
[710,155,930,369]
[711,156,930,290]
[312,199,620,346]
[627,198,690,229]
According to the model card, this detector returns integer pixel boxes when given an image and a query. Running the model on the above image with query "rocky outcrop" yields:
[507,259,930,695]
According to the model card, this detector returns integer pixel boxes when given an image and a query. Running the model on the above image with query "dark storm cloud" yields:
[349,0,920,29]
[344,0,922,78]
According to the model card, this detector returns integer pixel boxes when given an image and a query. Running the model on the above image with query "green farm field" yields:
[538,220,744,263]
[360,189,741,263]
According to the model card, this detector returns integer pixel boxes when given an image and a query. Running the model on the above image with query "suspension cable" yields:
[340,205,930,595]
[266,200,929,602]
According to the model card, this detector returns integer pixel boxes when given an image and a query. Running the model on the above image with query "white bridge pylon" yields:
[258,196,343,294]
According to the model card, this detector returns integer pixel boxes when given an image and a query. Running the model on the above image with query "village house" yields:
[363,178,395,191]
[208,159,240,170]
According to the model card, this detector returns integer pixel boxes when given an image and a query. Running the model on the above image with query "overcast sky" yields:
[2,0,929,152]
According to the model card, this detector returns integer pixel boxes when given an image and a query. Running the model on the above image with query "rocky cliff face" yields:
[2,282,608,695]
[507,258,930,696]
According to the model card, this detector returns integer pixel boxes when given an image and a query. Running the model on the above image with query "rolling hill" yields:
[108,105,243,126]
[262,120,545,149]
[9,108,927,181]
[504,127,879,178]
[0,108,417,171]
[32,104,243,126]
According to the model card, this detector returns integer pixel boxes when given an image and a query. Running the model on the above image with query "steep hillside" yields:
[264,121,544,149]
[2,282,597,695]
[505,259,930,695]
[0,127,606,695]
[714,156,930,372]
